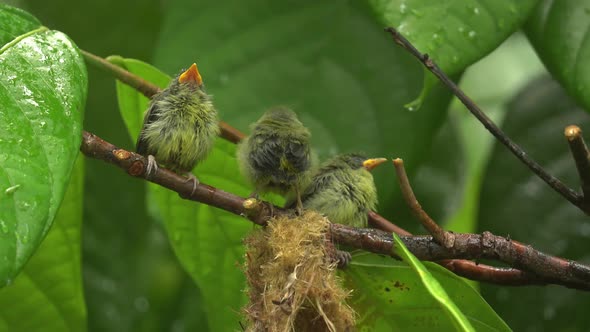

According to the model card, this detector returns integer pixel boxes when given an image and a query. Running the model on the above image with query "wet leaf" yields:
[0,157,86,332]
[0,4,87,283]
[369,0,539,76]
[346,252,510,331]
[526,0,590,112]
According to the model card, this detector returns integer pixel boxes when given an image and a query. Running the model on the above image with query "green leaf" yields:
[113,58,252,331]
[0,4,87,283]
[369,0,540,76]
[478,76,590,331]
[0,4,40,45]
[526,0,590,112]
[151,0,455,222]
[346,252,510,331]
[392,234,475,331]
[0,156,86,332]
[107,56,170,141]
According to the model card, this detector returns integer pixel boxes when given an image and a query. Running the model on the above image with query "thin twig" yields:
[384,27,584,212]
[392,158,455,248]
[81,50,245,144]
[80,130,590,290]
[565,125,590,210]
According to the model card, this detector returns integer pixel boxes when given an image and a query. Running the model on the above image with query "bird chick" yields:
[293,153,386,228]
[136,63,219,193]
[237,107,313,213]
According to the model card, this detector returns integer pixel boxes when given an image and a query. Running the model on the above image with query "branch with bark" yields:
[80,40,590,290]
[80,131,590,290]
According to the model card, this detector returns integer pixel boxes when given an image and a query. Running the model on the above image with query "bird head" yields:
[177,63,203,87]
[337,153,387,172]
[254,107,310,137]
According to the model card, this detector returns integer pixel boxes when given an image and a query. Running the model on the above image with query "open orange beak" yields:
[178,63,203,85]
[362,158,387,171]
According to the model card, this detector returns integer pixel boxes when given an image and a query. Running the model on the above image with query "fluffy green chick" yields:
[136,63,219,191]
[293,153,386,227]
[237,107,313,212]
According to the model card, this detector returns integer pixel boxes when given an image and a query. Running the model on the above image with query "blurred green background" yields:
[2,0,590,330]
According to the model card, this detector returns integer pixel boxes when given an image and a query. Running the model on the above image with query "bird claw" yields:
[145,155,159,179]
[336,250,352,269]
[184,173,200,196]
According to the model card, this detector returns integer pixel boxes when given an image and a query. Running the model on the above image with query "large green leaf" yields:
[0,156,86,332]
[369,0,539,76]
[478,77,590,330]
[0,4,86,283]
[346,252,510,331]
[113,58,252,331]
[526,0,590,112]
[151,0,455,221]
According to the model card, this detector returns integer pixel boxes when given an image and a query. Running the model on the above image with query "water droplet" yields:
[21,224,29,244]
[473,7,480,15]
[0,220,8,234]
[458,26,465,33]
[544,306,556,320]
[219,74,229,84]
[468,31,477,39]
[432,33,439,40]
[452,55,459,64]
[5,279,12,287]
[509,4,517,14]
[411,9,423,17]
[5,184,20,195]
[134,297,150,312]
[399,3,407,14]
[405,105,417,112]
[40,121,46,128]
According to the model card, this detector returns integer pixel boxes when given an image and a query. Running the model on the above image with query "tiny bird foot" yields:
[336,250,352,269]
[184,173,200,197]
[145,155,159,179]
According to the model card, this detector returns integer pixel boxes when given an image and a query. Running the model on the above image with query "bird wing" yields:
[250,134,283,172]
[284,139,310,173]
[136,102,161,155]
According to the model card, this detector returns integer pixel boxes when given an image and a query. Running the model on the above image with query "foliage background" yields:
[1,0,589,331]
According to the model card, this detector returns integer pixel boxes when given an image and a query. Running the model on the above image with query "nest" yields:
[243,211,356,332]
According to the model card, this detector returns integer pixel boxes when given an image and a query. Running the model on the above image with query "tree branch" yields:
[80,130,590,290]
[565,125,590,211]
[330,225,590,291]
[392,158,455,248]
[81,50,245,144]
[384,27,585,213]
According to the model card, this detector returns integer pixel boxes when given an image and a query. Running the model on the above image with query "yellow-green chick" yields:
[237,107,313,212]
[292,153,386,227]
[136,63,219,192]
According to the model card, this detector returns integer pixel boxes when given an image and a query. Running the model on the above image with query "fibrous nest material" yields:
[243,211,355,332]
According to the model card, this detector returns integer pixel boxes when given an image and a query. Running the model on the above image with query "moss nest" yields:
[243,211,355,332]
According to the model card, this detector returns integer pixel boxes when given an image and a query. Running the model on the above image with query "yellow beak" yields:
[178,63,203,85]
[362,158,387,171]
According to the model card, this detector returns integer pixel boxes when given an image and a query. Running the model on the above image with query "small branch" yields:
[81,50,245,144]
[81,130,590,290]
[384,27,585,213]
[392,158,455,248]
[331,225,590,291]
[368,211,554,286]
[81,131,268,224]
[565,125,590,210]
[81,50,159,98]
